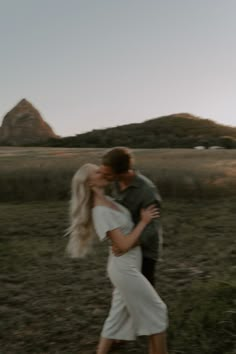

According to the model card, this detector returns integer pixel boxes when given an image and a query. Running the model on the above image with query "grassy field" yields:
[0,199,235,354]
[0,147,236,353]
[0,147,236,201]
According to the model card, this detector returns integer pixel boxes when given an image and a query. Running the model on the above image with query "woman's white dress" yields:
[92,199,168,340]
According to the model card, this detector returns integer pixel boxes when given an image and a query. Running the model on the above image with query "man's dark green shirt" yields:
[111,172,162,261]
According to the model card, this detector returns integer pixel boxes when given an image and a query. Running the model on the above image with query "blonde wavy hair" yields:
[65,163,97,258]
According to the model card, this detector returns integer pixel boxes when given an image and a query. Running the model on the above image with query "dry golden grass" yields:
[0,147,236,201]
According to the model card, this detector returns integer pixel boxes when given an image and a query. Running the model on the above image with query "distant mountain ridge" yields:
[44,113,236,149]
[1,101,235,148]
[0,99,59,146]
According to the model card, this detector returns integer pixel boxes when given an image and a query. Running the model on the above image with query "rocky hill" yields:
[0,99,58,145]
[44,113,236,149]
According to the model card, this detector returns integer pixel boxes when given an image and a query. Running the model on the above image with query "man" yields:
[100,147,163,286]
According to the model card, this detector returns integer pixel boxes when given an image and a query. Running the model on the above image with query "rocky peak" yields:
[0,99,59,145]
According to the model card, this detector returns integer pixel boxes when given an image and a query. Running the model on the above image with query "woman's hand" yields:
[141,205,160,225]
[107,205,160,254]
[112,243,124,257]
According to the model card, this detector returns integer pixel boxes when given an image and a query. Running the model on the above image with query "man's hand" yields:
[112,244,124,257]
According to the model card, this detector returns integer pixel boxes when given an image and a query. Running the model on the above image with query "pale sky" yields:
[0,0,236,137]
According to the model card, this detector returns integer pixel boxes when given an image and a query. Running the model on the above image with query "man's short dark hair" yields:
[102,147,134,174]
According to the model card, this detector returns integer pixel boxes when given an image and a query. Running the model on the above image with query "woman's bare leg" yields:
[148,336,155,354]
[149,331,168,354]
[96,337,113,354]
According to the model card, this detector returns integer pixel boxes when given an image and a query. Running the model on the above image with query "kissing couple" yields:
[66,147,168,354]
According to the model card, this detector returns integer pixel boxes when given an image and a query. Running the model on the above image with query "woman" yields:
[66,164,168,354]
